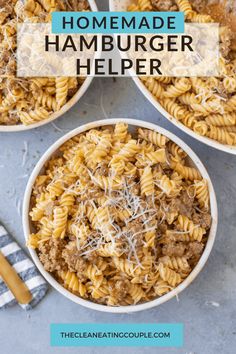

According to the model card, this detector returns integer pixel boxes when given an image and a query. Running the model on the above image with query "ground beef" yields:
[220,27,232,57]
[190,0,207,12]
[0,0,10,6]
[130,219,144,234]
[0,2,13,15]
[62,242,84,271]
[74,0,90,11]
[170,190,193,218]
[7,78,22,91]
[122,219,144,249]
[38,238,67,272]
[68,87,79,97]
[0,113,17,125]
[157,223,168,236]
[5,113,18,125]
[1,50,10,64]
[153,244,163,259]
[217,82,228,98]
[192,212,212,229]
[151,0,177,11]
[162,242,186,257]
[5,59,16,76]
[181,190,194,210]
[62,243,89,281]
[63,0,89,11]
[0,51,13,76]
[110,278,130,302]
[190,0,236,14]
[53,0,89,11]
[185,241,204,262]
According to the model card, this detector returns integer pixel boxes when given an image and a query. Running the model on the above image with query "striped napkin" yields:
[0,224,48,310]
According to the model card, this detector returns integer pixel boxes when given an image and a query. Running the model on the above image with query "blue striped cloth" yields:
[0,224,48,310]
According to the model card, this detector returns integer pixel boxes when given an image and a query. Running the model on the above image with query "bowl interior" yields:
[23,118,218,313]
[109,0,236,155]
[0,0,98,133]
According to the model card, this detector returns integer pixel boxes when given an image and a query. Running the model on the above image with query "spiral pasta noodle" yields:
[58,270,87,297]
[159,263,182,287]
[177,215,206,242]
[53,206,68,239]
[18,108,50,125]
[140,166,154,196]
[175,0,194,19]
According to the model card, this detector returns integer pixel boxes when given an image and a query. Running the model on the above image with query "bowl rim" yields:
[0,0,98,133]
[23,118,218,313]
[109,0,236,155]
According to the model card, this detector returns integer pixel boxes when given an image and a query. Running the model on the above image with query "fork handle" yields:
[0,251,32,305]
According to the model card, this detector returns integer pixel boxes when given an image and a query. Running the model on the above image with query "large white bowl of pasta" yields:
[109,0,236,154]
[0,0,98,132]
[23,118,217,313]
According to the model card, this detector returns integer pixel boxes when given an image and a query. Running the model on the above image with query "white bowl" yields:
[109,0,236,155]
[0,0,98,133]
[23,118,218,313]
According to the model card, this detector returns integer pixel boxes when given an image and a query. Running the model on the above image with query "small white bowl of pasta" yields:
[0,0,98,132]
[109,0,236,154]
[23,118,217,313]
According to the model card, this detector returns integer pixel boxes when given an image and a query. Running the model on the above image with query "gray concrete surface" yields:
[0,1,236,353]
